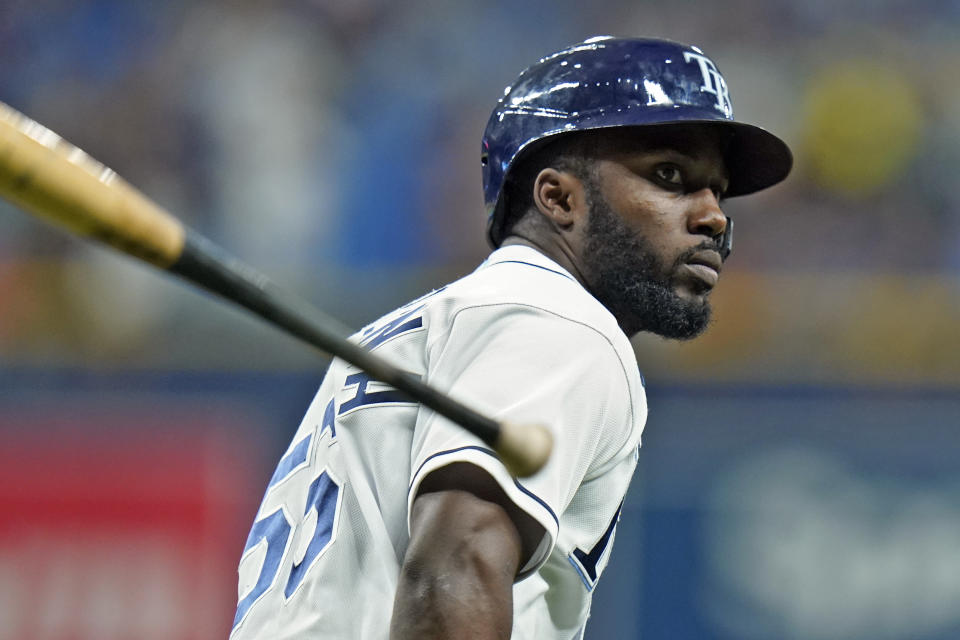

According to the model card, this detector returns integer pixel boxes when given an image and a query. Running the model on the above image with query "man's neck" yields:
[498,234,589,290]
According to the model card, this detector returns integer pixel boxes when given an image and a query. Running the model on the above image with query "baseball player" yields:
[230,37,792,639]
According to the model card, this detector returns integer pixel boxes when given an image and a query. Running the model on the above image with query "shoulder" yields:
[422,246,644,427]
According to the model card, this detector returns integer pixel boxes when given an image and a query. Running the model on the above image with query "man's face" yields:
[579,127,730,339]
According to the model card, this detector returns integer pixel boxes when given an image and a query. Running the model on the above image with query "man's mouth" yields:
[681,250,723,289]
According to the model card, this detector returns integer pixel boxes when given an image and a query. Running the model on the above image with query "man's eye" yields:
[654,165,683,185]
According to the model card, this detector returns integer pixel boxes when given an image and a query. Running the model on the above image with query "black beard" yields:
[582,188,713,340]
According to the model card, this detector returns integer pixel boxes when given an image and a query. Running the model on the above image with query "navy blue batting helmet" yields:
[482,36,793,247]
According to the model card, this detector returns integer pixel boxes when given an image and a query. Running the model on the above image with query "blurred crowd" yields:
[2,0,959,383]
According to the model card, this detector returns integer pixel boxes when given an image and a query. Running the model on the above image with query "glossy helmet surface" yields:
[481,36,792,247]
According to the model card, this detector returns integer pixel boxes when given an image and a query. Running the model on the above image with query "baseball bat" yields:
[0,101,552,477]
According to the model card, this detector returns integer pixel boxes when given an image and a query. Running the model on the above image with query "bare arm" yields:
[390,463,543,640]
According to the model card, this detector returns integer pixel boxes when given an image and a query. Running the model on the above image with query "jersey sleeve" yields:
[407,303,636,578]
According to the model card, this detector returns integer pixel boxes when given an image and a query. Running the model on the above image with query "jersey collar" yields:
[481,245,579,284]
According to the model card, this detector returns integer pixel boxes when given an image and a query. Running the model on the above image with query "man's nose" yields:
[687,188,727,238]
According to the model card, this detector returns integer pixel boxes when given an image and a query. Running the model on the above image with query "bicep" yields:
[407,488,522,582]
[391,470,536,640]
[414,462,545,572]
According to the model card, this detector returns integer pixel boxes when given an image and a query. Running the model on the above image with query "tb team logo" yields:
[683,51,733,117]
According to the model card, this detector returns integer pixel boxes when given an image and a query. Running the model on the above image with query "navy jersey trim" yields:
[409,444,559,526]
[489,259,576,282]
[568,501,623,591]
[568,555,594,591]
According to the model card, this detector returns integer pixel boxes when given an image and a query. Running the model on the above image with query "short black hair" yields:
[492,131,599,244]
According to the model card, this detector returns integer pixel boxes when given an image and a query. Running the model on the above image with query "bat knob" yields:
[495,422,553,478]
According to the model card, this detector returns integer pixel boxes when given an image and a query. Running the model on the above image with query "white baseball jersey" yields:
[231,245,647,639]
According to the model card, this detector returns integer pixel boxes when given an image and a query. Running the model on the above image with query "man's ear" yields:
[532,168,588,232]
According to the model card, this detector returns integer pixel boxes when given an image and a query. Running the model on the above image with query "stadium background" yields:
[2,0,959,637]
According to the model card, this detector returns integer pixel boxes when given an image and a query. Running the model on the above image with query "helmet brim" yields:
[701,119,793,197]
[535,115,794,198]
